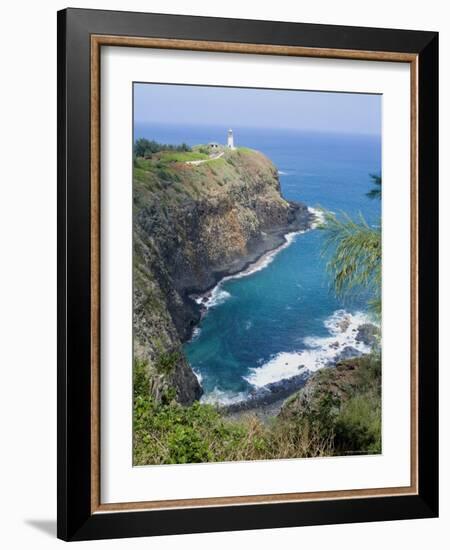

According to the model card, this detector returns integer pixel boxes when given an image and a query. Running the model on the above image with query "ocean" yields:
[134,123,382,404]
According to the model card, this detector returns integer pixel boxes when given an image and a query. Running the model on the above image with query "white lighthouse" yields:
[227,128,235,149]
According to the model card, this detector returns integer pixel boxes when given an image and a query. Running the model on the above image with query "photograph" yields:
[132,83,382,466]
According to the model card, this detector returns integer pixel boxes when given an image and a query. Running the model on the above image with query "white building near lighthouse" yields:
[227,128,235,149]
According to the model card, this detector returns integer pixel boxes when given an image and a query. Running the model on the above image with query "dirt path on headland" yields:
[185,151,224,165]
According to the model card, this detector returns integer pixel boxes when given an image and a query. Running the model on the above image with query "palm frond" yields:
[319,211,381,315]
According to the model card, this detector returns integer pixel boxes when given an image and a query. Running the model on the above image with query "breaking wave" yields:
[195,288,231,310]
[200,387,248,406]
[244,310,374,388]
[193,232,302,311]
[308,207,326,229]
[193,208,323,313]
[193,369,203,385]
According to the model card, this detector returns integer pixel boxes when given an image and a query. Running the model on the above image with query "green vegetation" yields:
[133,354,381,465]
[154,350,180,375]
[236,146,254,154]
[134,138,191,157]
[320,174,382,315]
[134,148,208,173]
[159,151,209,163]
[133,359,332,465]
[193,144,212,155]
[321,212,381,314]
[283,354,381,455]
[335,394,381,454]
[132,144,276,209]
[132,142,230,203]
[306,173,382,455]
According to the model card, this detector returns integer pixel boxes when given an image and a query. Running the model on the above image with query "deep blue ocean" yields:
[135,123,381,403]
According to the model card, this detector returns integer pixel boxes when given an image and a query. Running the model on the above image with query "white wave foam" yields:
[308,207,326,229]
[195,288,231,309]
[230,231,301,281]
[244,353,309,387]
[190,327,202,341]
[200,387,248,406]
[244,309,375,388]
[192,208,326,354]
[193,231,303,311]
[192,207,325,313]
[193,369,203,384]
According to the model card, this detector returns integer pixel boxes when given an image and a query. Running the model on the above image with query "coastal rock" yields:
[356,323,380,347]
[134,147,315,404]
[336,315,351,332]
[223,370,311,414]
[279,356,379,420]
[133,261,202,405]
[334,345,363,362]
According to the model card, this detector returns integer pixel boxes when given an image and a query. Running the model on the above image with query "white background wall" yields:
[0,1,447,548]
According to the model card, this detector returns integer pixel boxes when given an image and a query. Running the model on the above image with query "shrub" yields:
[154,351,179,375]
[134,138,191,157]
[298,354,381,455]
[335,395,381,454]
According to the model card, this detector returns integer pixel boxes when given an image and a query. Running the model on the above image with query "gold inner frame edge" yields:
[90,35,419,514]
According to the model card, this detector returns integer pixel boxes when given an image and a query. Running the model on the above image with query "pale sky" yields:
[134,83,381,135]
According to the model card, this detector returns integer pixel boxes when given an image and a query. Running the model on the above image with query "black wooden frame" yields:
[57,7,439,541]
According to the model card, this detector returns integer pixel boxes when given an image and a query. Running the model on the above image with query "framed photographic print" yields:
[57,8,438,541]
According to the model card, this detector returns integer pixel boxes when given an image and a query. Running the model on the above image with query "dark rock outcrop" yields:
[356,323,380,348]
[223,370,311,414]
[279,355,381,420]
[334,345,363,362]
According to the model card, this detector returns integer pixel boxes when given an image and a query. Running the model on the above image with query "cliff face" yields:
[133,147,313,405]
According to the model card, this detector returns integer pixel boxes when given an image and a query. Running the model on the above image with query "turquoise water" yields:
[135,124,381,403]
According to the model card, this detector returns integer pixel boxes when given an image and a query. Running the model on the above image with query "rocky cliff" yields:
[133,147,314,405]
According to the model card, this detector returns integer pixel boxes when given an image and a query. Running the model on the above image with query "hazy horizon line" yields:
[133,121,381,139]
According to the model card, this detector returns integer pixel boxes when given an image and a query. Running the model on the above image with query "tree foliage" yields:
[134,138,191,158]
[320,175,382,315]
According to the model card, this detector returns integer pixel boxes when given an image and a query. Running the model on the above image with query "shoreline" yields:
[195,308,379,416]
[220,369,311,420]
[184,205,320,339]
[181,204,334,415]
